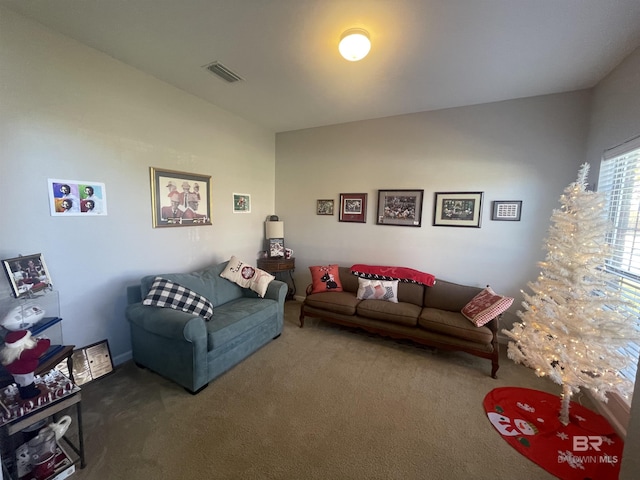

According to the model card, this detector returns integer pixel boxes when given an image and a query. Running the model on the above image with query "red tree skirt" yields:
[484,387,623,480]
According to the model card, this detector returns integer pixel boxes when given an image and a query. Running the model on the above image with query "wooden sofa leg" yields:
[298,308,305,328]
[491,361,499,379]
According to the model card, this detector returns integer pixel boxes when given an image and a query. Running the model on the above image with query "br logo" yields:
[573,436,603,452]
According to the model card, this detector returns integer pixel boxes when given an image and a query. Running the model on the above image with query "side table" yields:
[257,257,296,299]
[0,371,85,480]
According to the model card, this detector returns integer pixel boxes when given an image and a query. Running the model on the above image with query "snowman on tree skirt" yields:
[0,330,50,399]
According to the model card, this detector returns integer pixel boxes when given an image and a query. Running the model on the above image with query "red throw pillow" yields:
[309,265,343,294]
[462,287,514,327]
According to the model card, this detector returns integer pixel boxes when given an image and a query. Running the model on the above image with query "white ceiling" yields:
[4,0,640,133]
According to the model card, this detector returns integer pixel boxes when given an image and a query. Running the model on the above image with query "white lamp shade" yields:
[339,28,371,62]
[265,221,284,239]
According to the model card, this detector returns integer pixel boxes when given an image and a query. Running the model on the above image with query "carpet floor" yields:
[68,301,594,480]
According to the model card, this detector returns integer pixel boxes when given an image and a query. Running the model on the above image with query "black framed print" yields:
[433,192,483,228]
[491,201,522,221]
[269,238,285,258]
[376,189,424,227]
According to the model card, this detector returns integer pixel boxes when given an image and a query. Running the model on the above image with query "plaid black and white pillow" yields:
[143,277,214,320]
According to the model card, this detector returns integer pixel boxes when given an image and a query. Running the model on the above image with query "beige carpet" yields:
[69,301,593,480]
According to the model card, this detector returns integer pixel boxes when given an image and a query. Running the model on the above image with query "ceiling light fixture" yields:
[338,28,371,62]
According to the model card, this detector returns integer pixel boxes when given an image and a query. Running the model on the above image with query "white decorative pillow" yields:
[461,287,514,327]
[220,256,275,298]
[356,278,399,303]
[143,277,214,320]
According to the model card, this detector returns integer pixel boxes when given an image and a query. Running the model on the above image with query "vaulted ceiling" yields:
[4,0,640,132]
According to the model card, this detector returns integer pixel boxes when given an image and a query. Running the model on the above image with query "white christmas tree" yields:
[504,163,640,425]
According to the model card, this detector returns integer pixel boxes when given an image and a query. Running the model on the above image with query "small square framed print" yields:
[491,201,522,221]
[317,199,334,215]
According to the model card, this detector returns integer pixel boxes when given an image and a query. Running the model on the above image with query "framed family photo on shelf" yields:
[339,193,367,223]
[376,189,424,227]
[2,253,53,298]
[269,238,285,258]
[150,167,212,228]
[433,191,483,228]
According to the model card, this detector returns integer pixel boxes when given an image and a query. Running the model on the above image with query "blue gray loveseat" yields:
[125,260,287,393]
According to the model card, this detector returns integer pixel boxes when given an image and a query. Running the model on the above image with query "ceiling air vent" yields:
[203,61,244,83]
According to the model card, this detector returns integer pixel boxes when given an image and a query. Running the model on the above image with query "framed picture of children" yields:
[150,167,212,227]
[2,253,53,298]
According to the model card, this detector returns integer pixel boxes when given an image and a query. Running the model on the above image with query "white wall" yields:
[586,46,640,480]
[0,8,276,363]
[276,91,591,323]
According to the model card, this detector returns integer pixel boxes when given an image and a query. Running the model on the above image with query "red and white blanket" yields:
[350,264,436,287]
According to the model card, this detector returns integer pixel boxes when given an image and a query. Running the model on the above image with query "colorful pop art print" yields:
[48,179,108,216]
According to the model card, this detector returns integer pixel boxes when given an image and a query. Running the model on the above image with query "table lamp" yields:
[265,216,285,257]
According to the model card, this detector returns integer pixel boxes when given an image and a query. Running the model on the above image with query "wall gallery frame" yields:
[316,199,334,215]
[339,193,367,223]
[491,200,522,221]
[233,193,251,213]
[376,189,424,227]
[48,178,107,216]
[433,191,483,228]
[150,167,212,227]
[2,253,53,298]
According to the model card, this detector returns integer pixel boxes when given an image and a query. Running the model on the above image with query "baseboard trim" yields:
[586,391,630,440]
[113,350,133,366]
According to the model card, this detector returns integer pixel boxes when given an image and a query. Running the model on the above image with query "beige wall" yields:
[276,91,591,317]
[0,8,276,363]
[587,46,640,480]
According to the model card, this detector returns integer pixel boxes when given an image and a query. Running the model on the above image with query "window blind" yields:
[599,136,640,387]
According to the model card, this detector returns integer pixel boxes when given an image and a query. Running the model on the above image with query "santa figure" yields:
[0,330,50,399]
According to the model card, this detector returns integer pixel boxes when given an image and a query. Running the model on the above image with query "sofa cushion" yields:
[338,267,359,293]
[220,256,274,297]
[304,291,360,315]
[143,277,214,320]
[423,279,483,312]
[309,264,343,294]
[419,308,493,344]
[206,297,279,350]
[356,278,398,303]
[461,287,514,327]
[356,300,421,327]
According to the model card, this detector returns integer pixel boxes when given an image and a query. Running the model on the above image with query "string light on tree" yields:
[503,163,640,426]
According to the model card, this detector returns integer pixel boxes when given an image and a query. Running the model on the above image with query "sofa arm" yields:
[125,303,207,342]
[264,279,287,303]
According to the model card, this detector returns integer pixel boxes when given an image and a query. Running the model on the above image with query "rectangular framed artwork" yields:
[433,191,483,228]
[376,189,424,227]
[233,193,251,213]
[316,199,334,215]
[339,193,367,223]
[48,179,107,216]
[491,200,522,221]
[269,238,285,258]
[2,253,53,298]
[150,167,212,228]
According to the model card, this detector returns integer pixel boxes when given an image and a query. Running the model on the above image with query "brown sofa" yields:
[299,267,501,378]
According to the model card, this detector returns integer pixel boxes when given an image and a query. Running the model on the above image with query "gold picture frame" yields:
[150,167,212,227]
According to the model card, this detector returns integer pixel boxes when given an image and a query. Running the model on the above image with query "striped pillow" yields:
[143,277,214,320]
[461,287,513,327]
